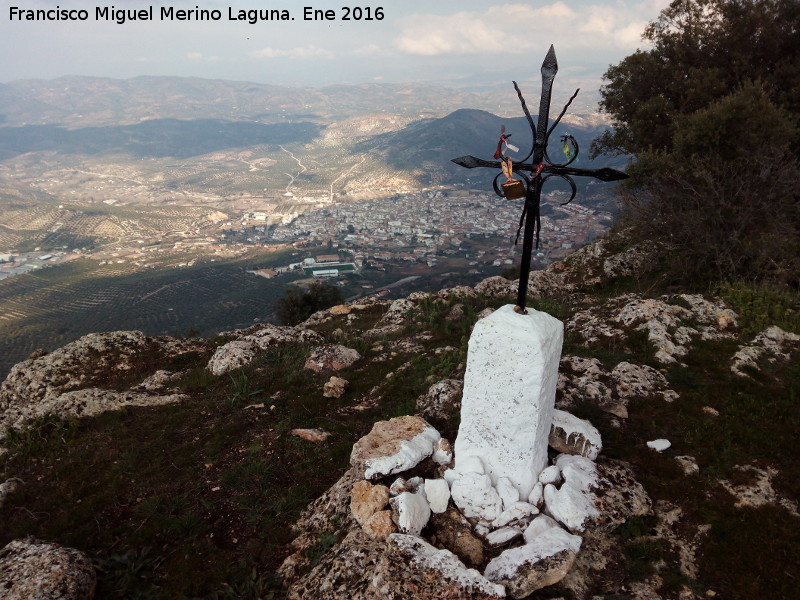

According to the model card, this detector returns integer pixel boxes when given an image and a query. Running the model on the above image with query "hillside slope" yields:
[0,235,798,599]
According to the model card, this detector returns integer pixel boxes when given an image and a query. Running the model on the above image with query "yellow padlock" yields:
[502,179,526,200]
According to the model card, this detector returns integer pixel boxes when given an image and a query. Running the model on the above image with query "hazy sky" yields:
[1,1,670,92]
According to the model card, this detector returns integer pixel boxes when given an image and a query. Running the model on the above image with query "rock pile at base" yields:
[282,408,650,599]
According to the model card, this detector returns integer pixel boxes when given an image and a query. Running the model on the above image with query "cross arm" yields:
[452,156,629,183]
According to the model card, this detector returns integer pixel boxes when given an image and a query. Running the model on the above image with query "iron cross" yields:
[452,45,628,314]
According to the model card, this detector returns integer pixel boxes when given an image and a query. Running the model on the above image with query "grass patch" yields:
[717,280,800,336]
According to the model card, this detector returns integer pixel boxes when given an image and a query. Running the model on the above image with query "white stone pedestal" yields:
[453,304,563,500]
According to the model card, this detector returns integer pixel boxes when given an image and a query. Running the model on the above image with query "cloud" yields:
[250,45,333,59]
[186,52,203,62]
[395,1,657,56]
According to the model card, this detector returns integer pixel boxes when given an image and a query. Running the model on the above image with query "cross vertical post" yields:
[452,45,628,314]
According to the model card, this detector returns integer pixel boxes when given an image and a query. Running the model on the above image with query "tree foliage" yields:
[274,280,343,326]
[594,0,800,286]
[593,0,800,157]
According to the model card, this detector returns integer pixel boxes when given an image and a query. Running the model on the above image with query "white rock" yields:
[450,472,504,523]
[543,455,600,532]
[443,469,459,487]
[425,479,451,514]
[407,476,424,491]
[523,514,561,544]
[431,438,453,465]
[387,534,506,598]
[454,304,563,501]
[390,491,431,536]
[549,409,603,460]
[486,527,523,547]
[390,477,410,496]
[493,501,539,528]
[538,465,562,486]
[528,482,544,508]
[647,439,671,452]
[484,527,582,597]
[496,477,520,510]
[351,417,441,480]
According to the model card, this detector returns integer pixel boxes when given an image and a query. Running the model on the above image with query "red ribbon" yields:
[494,134,511,160]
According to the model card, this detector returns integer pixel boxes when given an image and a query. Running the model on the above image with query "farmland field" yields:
[0,249,301,377]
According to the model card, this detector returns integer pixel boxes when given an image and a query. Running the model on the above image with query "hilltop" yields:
[0,233,797,599]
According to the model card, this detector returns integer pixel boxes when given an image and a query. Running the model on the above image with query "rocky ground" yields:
[0,234,798,599]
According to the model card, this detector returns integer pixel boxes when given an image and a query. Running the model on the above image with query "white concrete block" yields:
[454,305,563,501]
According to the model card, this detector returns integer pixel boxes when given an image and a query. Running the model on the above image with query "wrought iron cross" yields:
[452,45,628,314]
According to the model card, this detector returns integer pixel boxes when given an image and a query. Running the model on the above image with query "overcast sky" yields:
[1,1,670,92]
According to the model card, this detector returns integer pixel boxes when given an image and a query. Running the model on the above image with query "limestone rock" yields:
[602,240,662,279]
[328,304,352,316]
[350,416,440,480]
[528,482,544,508]
[389,491,431,535]
[0,331,199,434]
[567,293,737,364]
[484,527,582,598]
[2,388,187,435]
[0,478,22,509]
[675,455,700,475]
[545,456,652,533]
[431,437,453,466]
[731,326,800,377]
[474,276,517,299]
[450,472,504,523]
[206,340,258,377]
[492,501,539,529]
[207,324,321,375]
[375,534,506,599]
[557,355,678,417]
[424,478,451,514]
[416,379,463,422]
[0,538,96,600]
[323,376,348,398]
[131,369,168,392]
[549,409,602,460]
[305,344,361,373]
[455,304,563,500]
[719,465,799,515]
[284,529,382,599]
[538,465,562,486]
[363,510,396,538]
[496,477,520,510]
[611,362,676,402]
[446,303,466,322]
[290,428,332,443]
[289,467,360,542]
[379,298,416,325]
[350,481,390,527]
[486,527,523,547]
[647,439,671,452]
[427,507,486,566]
[523,514,561,543]
[389,477,411,496]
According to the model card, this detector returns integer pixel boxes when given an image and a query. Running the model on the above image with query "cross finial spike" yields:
[542,45,558,77]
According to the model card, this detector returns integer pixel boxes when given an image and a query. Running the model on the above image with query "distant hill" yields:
[0,76,500,128]
[362,108,627,194]
[0,118,323,160]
